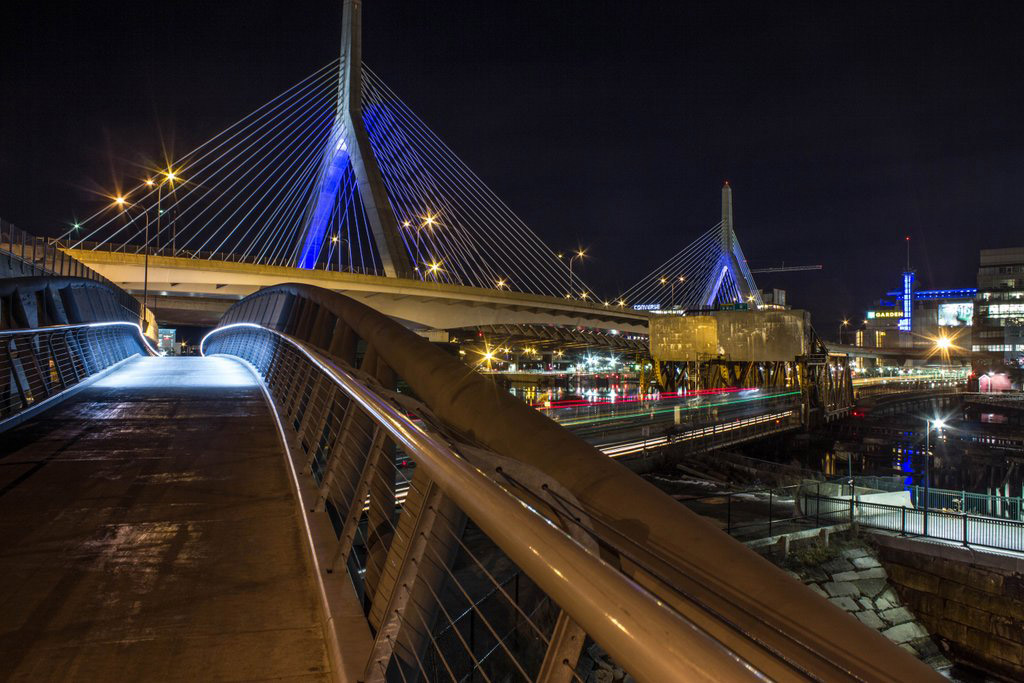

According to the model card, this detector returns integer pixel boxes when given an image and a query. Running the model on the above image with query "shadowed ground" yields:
[0,356,330,682]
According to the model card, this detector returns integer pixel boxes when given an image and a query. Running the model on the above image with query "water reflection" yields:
[807,402,1024,505]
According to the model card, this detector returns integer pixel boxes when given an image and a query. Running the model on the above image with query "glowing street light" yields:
[672,275,686,309]
[569,248,586,298]
[156,167,183,253]
[839,319,849,343]
[922,416,948,535]
[495,278,508,290]
[112,194,151,331]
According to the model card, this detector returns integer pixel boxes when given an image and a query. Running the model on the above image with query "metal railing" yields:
[682,484,814,542]
[805,493,1024,554]
[0,321,153,428]
[832,476,1024,520]
[203,323,755,681]
[202,284,937,682]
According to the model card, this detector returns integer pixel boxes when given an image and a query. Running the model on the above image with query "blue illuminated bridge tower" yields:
[297,0,413,277]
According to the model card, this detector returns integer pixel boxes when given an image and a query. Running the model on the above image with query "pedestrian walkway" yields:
[0,356,331,681]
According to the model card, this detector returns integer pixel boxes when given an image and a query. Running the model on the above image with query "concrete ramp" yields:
[0,356,331,681]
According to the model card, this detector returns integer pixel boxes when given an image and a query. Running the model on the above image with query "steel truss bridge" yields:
[0,274,937,681]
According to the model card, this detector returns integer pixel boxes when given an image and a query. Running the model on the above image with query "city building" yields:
[759,287,788,309]
[860,267,975,350]
[972,247,1024,390]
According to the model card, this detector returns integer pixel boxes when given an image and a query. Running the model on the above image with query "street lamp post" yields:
[157,168,179,255]
[115,196,150,332]
[669,275,685,309]
[923,417,946,536]
[569,249,586,299]
[839,319,849,344]
[417,213,438,279]
[331,235,350,271]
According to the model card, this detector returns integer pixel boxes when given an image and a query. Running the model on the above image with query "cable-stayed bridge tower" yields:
[708,182,761,307]
[622,183,762,310]
[297,0,412,277]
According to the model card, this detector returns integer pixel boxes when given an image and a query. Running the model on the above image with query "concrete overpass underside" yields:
[67,250,650,342]
[456,322,648,353]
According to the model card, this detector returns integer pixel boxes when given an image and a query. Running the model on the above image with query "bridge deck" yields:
[0,356,331,681]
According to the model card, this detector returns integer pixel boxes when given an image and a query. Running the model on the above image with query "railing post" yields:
[962,513,969,547]
[768,488,773,537]
[849,481,855,527]
[816,483,820,526]
[727,493,732,534]
[900,506,906,536]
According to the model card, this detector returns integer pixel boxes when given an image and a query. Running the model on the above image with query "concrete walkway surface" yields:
[0,356,331,682]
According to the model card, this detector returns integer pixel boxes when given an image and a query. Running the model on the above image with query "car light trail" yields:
[552,390,800,428]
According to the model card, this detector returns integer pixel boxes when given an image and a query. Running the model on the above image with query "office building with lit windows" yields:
[972,247,1024,389]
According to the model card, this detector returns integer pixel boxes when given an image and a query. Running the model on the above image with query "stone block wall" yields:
[781,544,948,669]
[873,534,1024,680]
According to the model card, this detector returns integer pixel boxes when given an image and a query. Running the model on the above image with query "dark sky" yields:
[2,1,1023,331]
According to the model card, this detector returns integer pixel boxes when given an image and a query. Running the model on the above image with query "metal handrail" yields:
[0,320,156,430]
[0,320,159,356]
[203,322,762,682]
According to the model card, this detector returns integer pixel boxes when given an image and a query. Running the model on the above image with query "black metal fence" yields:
[682,484,811,542]
[804,492,1024,553]
[679,480,1024,554]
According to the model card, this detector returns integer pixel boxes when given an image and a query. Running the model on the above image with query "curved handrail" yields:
[0,320,159,354]
[0,320,157,432]
[204,322,763,682]
[215,284,941,682]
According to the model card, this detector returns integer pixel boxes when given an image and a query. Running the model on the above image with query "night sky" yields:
[2,1,1022,331]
